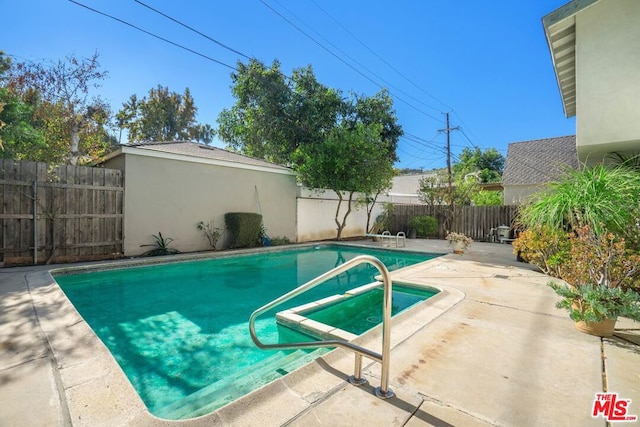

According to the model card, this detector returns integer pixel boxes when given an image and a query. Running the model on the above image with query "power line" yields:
[308,0,453,113]
[69,0,454,165]
[68,0,237,71]
[133,0,253,61]
[272,0,444,116]
[259,0,444,124]
[129,0,443,128]
[458,127,482,151]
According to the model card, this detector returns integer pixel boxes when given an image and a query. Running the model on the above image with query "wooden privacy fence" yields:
[392,204,519,241]
[0,159,123,266]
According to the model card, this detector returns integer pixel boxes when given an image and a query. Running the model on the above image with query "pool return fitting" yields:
[249,255,394,399]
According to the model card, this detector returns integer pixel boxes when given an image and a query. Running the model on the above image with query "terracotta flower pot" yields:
[452,240,466,254]
[574,318,617,337]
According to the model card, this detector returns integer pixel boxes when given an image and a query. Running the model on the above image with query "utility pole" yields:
[439,112,460,195]
[439,112,459,231]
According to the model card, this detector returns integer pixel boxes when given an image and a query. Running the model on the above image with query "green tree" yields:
[453,147,505,183]
[472,190,503,206]
[198,124,215,145]
[346,89,402,162]
[7,52,110,165]
[418,172,479,231]
[218,58,402,239]
[218,59,343,164]
[118,85,199,143]
[296,122,395,239]
[0,85,47,158]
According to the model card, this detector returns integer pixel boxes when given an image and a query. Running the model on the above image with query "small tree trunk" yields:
[365,192,380,234]
[69,124,80,165]
[334,190,354,240]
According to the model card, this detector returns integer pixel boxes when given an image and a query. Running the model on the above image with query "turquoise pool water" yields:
[55,245,440,419]
[304,286,438,336]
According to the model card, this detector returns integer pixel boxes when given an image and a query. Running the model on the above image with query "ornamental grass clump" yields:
[518,164,640,242]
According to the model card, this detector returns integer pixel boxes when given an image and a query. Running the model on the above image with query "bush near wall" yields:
[408,215,438,237]
[225,212,263,248]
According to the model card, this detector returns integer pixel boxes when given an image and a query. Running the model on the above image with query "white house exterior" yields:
[544,0,640,164]
[388,173,441,204]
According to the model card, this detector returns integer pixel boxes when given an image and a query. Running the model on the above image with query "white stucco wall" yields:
[103,151,297,255]
[576,0,640,162]
[503,185,546,205]
[296,187,387,242]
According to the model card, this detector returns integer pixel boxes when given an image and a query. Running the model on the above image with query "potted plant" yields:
[547,225,640,337]
[445,231,472,254]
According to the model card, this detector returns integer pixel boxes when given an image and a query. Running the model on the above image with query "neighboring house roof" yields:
[502,135,578,185]
[543,0,600,118]
[102,141,293,174]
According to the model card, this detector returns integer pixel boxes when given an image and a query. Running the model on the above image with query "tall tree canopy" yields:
[452,147,505,183]
[218,58,402,238]
[117,85,199,143]
[0,52,46,156]
[3,52,111,165]
[217,59,343,164]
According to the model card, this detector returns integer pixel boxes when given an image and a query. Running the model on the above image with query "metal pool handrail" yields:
[248,254,394,399]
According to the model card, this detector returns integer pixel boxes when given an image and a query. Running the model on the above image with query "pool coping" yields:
[28,243,464,425]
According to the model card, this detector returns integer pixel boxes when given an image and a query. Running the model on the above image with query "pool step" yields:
[154,348,325,420]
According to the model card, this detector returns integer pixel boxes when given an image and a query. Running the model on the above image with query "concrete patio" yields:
[1,240,638,426]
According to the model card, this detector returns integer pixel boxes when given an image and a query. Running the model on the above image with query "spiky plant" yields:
[140,232,180,257]
[518,164,640,239]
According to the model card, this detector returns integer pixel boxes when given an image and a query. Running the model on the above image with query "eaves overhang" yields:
[542,0,600,118]
[99,145,296,176]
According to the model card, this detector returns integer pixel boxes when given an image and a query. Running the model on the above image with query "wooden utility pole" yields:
[439,112,460,198]
[439,112,459,230]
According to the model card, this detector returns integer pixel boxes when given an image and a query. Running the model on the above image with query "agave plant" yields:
[140,232,180,257]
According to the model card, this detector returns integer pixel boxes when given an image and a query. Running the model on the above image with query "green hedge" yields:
[225,212,263,248]
[408,215,438,237]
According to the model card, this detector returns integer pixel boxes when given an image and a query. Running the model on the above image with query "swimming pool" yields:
[54,244,441,419]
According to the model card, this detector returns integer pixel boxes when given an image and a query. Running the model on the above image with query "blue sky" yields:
[2,0,575,170]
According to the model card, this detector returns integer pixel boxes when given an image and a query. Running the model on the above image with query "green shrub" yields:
[225,213,263,248]
[408,215,438,237]
[512,226,570,277]
[270,236,291,246]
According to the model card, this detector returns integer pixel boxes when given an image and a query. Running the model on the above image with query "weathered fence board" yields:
[0,159,123,266]
[392,204,519,241]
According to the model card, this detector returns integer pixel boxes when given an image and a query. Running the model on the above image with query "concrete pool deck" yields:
[1,239,638,426]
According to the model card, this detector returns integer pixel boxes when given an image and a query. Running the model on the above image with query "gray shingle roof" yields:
[127,141,292,172]
[502,135,578,185]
